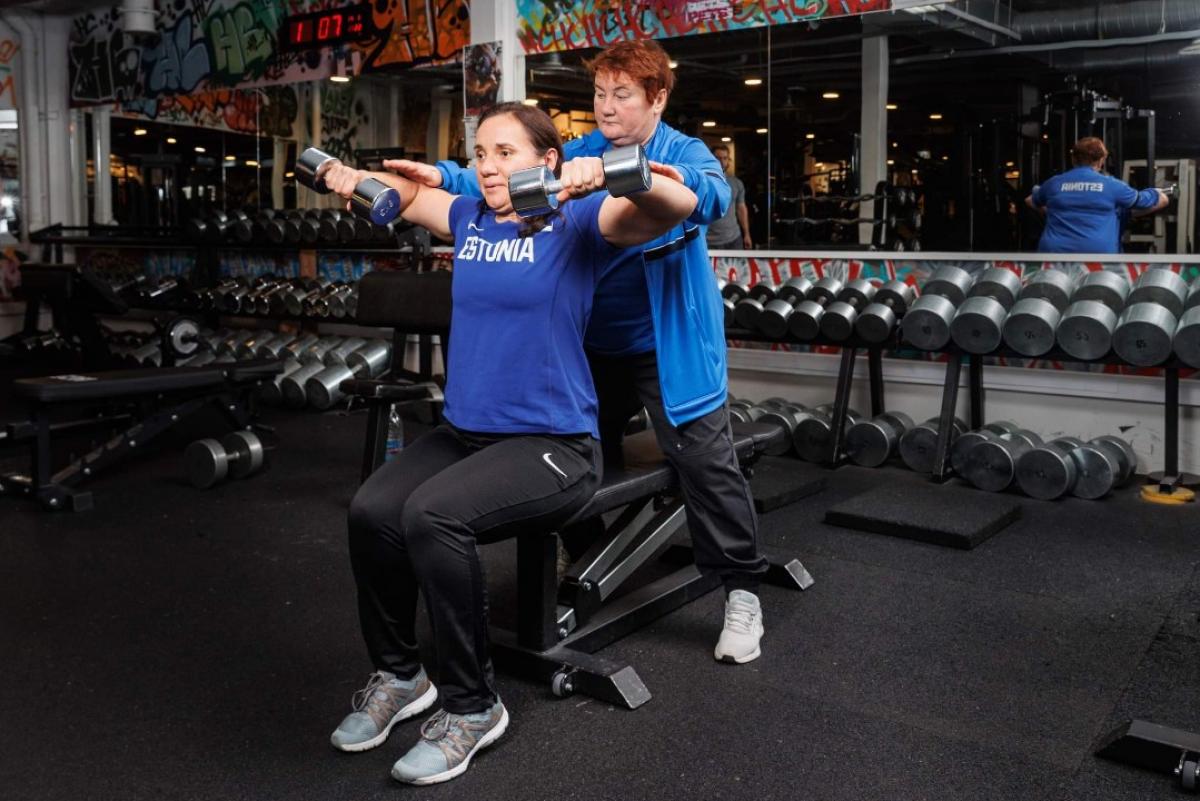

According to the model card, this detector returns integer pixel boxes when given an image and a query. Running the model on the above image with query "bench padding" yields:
[14,360,283,403]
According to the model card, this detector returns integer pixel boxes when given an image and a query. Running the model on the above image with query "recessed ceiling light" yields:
[744,78,762,86]
[822,92,840,99]
[886,103,898,111]
[941,155,949,161]
[891,142,898,147]
[194,146,205,153]
[805,133,815,140]
[224,155,236,161]
[720,136,731,142]
[166,137,177,144]
[702,120,716,127]
[285,171,295,178]
[929,113,943,120]
[133,128,147,136]
[887,159,895,165]
[1006,161,1014,167]
[330,75,351,83]
[756,127,768,134]
[245,160,259,167]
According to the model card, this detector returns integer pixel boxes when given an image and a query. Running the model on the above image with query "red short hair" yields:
[583,39,675,103]
[1071,136,1107,166]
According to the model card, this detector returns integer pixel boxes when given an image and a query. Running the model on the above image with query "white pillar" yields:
[427,91,452,161]
[91,106,112,224]
[859,36,888,246]
[41,15,74,227]
[4,13,46,237]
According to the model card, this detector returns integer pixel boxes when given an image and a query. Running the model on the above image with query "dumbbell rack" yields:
[926,344,1192,496]
[724,326,891,464]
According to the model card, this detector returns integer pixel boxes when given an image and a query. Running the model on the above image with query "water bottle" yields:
[384,403,404,461]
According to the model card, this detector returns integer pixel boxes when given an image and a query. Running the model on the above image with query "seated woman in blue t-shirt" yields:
[1025,136,1168,254]
[315,102,697,786]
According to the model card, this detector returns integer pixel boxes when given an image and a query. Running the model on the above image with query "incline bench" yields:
[344,270,815,708]
[1,360,282,511]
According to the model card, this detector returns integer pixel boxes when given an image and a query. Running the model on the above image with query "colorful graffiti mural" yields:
[69,1,471,108]
[516,0,892,54]
[118,84,300,137]
[715,254,1200,378]
[0,36,18,111]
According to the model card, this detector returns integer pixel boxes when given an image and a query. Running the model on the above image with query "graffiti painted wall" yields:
[716,253,1200,378]
[0,33,18,111]
[69,1,471,108]
[517,0,892,54]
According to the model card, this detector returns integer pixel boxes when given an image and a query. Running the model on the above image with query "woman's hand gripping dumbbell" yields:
[296,147,403,225]
[506,144,663,218]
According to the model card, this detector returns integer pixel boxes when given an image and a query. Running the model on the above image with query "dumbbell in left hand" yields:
[296,147,401,226]
[508,144,652,218]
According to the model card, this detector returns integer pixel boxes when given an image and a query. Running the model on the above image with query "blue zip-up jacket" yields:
[436,123,731,426]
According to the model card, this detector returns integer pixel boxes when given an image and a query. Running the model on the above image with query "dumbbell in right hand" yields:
[296,147,401,225]
[508,144,651,218]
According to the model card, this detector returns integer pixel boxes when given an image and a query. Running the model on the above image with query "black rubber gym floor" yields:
[3,404,1199,800]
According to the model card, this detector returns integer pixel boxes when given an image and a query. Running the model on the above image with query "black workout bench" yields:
[1,360,282,511]
[345,270,815,708]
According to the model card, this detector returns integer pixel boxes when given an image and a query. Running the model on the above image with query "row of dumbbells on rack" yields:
[722,265,1200,367]
[96,272,362,319]
[184,208,418,246]
[729,397,1138,500]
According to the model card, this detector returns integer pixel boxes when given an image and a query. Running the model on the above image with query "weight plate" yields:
[969,267,1022,308]
[1056,300,1117,361]
[789,300,826,340]
[951,296,1006,354]
[1003,298,1061,357]
[845,420,892,468]
[923,265,974,306]
[963,439,1021,492]
[1016,444,1077,500]
[901,294,956,351]
[1128,268,1188,318]
[1021,270,1076,311]
[759,298,796,338]
[1173,306,1200,368]
[222,431,264,479]
[820,301,858,341]
[166,317,201,357]
[1070,444,1118,499]
[1073,270,1129,313]
[1114,302,1177,367]
[185,438,228,489]
[1091,435,1138,484]
[898,425,941,474]
[951,430,994,477]
[855,302,897,344]
[793,415,834,463]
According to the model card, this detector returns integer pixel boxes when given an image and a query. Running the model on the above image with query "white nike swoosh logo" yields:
[542,453,567,479]
[537,224,554,232]
[468,221,484,231]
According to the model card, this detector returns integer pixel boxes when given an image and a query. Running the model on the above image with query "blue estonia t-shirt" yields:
[443,193,616,437]
[1032,166,1161,254]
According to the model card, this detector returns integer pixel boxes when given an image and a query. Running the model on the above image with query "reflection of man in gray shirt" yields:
[706,144,752,250]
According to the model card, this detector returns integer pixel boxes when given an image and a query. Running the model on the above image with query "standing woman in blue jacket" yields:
[389,39,770,664]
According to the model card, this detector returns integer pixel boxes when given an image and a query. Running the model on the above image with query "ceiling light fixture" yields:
[720,136,731,142]
[522,98,538,105]
[133,128,147,136]
[886,103,898,111]
[166,137,176,144]
[702,120,717,127]
[929,113,943,120]
[224,155,236,161]
[245,160,259,167]
[822,91,840,100]
[194,146,206,153]
[756,127,768,134]
[330,75,350,83]
[805,133,815,140]
[669,60,678,69]
[744,78,762,86]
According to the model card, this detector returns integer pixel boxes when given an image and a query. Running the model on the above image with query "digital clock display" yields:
[281,4,369,51]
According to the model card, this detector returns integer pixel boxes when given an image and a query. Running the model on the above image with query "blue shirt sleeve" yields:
[1110,179,1139,210]
[670,138,731,226]
[436,161,483,199]
[1131,187,1161,210]
[446,195,478,240]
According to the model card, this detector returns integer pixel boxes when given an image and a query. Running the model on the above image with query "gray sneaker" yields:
[390,700,509,785]
[330,669,438,752]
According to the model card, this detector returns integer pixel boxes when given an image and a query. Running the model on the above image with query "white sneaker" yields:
[714,590,764,664]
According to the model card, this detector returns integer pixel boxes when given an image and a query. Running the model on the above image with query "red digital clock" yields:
[280,4,370,51]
